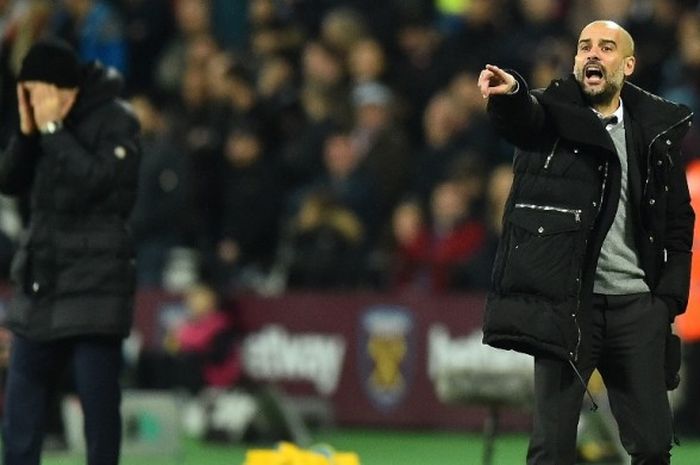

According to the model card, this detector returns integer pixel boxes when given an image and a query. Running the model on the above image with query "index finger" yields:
[478,69,495,85]
[485,64,509,80]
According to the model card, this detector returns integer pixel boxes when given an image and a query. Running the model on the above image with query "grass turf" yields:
[39,429,700,465]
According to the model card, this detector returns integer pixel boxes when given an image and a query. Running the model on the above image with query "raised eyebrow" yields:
[577,38,617,49]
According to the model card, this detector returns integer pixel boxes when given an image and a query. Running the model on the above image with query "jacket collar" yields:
[536,75,615,153]
[537,74,692,149]
[620,80,692,146]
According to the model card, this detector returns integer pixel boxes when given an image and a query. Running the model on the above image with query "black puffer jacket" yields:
[483,73,694,362]
[0,62,141,341]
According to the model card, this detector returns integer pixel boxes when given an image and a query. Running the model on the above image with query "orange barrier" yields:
[677,160,700,342]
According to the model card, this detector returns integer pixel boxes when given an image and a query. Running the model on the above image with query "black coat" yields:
[483,73,694,362]
[0,63,141,341]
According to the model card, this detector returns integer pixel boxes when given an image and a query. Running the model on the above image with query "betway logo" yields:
[427,324,531,380]
[242,325,346,395]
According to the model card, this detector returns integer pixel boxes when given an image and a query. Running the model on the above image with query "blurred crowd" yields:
[1,0,700,296]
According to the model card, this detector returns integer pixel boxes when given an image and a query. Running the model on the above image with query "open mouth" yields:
[584,64,605,85]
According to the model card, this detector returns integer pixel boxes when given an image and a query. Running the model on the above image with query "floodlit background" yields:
[2,0,700,464]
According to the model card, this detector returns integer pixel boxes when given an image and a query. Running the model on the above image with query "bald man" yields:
[478,21,694,465]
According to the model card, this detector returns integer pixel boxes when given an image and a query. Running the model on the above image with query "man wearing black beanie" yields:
[0,37,141,465]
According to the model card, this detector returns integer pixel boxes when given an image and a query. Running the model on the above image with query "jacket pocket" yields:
[500,203,583,300]
[54,230,135,296]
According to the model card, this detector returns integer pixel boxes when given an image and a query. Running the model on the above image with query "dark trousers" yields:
[2,334,123,465]
[676,341,700,435]
[527,293,672,465]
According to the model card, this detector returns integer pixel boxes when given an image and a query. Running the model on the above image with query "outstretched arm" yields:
[477,64,547,150]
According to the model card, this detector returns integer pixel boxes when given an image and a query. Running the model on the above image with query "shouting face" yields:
[573,21,636,106]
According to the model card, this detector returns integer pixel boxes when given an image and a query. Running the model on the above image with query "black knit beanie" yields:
[17,38,82,88]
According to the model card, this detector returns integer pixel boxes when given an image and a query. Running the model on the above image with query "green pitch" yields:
[40,429,700,465]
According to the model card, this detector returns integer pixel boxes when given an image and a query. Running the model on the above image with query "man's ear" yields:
[624,56,636,77]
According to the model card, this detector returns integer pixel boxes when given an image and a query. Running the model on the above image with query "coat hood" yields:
[70,61,124,120]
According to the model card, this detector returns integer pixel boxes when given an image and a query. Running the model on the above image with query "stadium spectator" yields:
[137,283,240,393]
[412,91,468,202]
[659,12,700,158]
[442,0,506,76]
[129,93,194,288]
[503,0,570,83]
[347,37,390,86]
[447,70,512,167]
[169,46,227,263]
[301,39,349,104]
[451,163,513,290]
[247,0,304,64]
[380,196,426,289]
[155,0,213,98]
[319,6,368,59]
[279,84,340,191]
[350,81,412,235]
[51,0,127,74]
[393,14,452,145]
[255,55,306,160]
[627,0,680,92]
[208,122,281,292]
[303,126,378,237]
[120,0,174,94]
[390,177,486,292]
[283,190,366,289]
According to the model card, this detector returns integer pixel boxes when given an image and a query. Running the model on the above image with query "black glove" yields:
[665,330,681,391]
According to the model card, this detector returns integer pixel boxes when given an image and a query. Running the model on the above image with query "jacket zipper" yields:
[543,138,560,169]
[569,280,597,409]
[596,161,609,217]
[575,160,611,362]
[514,203,582,222]
[643,113,693,196]
[573,268,583,362]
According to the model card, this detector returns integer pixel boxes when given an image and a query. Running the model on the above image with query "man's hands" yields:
[477,64,517,99]
[17,82,77,135]
[17,84,36,135]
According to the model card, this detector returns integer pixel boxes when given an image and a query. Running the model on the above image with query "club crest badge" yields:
[358,306,415,411]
